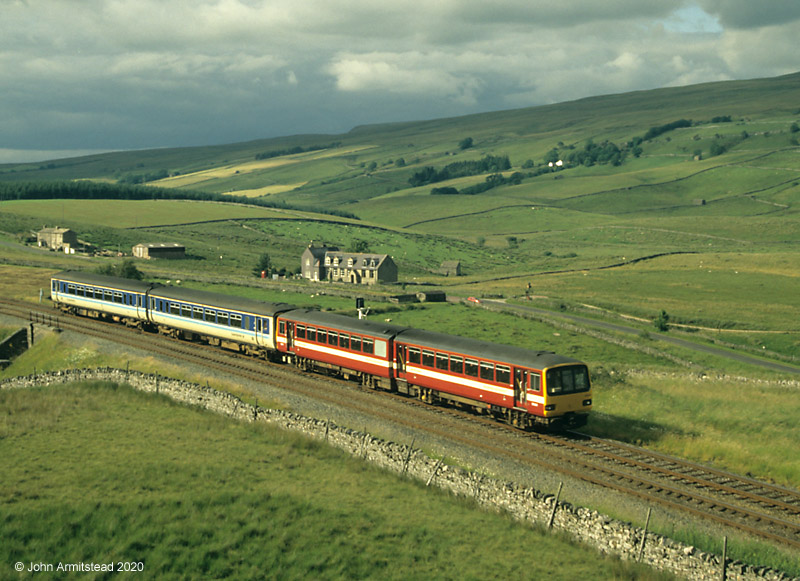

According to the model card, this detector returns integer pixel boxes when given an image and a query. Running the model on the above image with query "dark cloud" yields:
[1,0,798,161]
[700,0,800,29]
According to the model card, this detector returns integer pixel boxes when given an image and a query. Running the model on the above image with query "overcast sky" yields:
[2,0,799,162]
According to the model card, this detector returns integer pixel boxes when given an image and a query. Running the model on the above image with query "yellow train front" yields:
[538,362,592,429]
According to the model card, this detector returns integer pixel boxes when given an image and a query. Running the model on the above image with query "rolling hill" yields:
[1,71,798,340]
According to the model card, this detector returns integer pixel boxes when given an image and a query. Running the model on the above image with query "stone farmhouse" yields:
[37,227,78,252]
[301,244,397,285]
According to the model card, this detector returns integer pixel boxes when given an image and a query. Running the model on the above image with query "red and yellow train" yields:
[51,270,591,429]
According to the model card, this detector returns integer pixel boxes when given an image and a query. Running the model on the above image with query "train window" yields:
[279,321,286,334]
[408,347,420,364]
[205,309,215,322]
[422,350,435,367]
[317,329,327,343]
[465,359,479,377]
[362,338,374,354]
[435,353,449,371]
[170,303,180,315]
[114,292,123,304]
[479,362,494,381]
[450,356,463,374]
[68,284,75,294]
[375,339,387,357]
[193,307,204,320]
[339,334,350,349]
[307,327,316,341]
[496,365,510,384]
[574,368,589,391]
[296,325,306,339]
[244,316,251,330]
[230,314,242,328]
[328,331,338,345]
[350,335,361,352]
[530,373,541,392]
[52,280,58,292]
[218,312,229,326]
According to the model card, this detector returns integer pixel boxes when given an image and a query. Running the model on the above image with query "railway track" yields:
[3,298,799,552]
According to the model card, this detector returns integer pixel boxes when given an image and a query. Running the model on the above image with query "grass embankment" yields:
[0,382,674,580]
[1,321,798,576]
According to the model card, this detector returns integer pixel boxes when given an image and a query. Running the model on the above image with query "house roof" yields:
[325,252,391,270]
[135,243,185,249]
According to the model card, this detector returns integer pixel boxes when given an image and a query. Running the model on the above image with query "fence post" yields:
[426,457,444,486]
[402,438,415,475]
[637,507,652,561]
[548,482,563,529]
[721,536,727,581]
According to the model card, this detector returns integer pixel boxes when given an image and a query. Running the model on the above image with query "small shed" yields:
[133,243,186,259]
[37,227,78,251]
[439,260,462,277]
[416,291,447,302]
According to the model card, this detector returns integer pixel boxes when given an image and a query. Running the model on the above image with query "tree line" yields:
[409,155,511,187]
[255,142,341,160]
[0,180,359,220]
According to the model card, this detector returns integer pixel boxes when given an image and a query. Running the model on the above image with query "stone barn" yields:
[133,243,186,259]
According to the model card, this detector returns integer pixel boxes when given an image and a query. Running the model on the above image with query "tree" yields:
[654,310,670,332]
[458,137,474,150]
[253,253,272,277]
[349,239,369,253]
[96,259,143,280]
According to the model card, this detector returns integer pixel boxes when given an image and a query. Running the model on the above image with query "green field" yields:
[0,382,674,580]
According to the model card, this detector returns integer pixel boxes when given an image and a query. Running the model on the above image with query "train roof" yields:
[52,270,157,293]
[280,309,409,338]
[150,285,297,317]
[396,327,583,369]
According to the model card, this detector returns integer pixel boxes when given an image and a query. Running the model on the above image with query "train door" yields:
[286,321,295,350]
[514,368,528,409]
[395,344,407,378]
[255,317,269,347]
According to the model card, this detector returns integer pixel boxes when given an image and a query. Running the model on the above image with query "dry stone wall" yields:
[2,368,797,581]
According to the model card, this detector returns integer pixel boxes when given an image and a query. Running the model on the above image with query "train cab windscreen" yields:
[546,365,590,395]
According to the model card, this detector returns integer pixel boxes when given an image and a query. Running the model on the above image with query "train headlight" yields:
[544,404,556,411]
[583,399,592,406]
